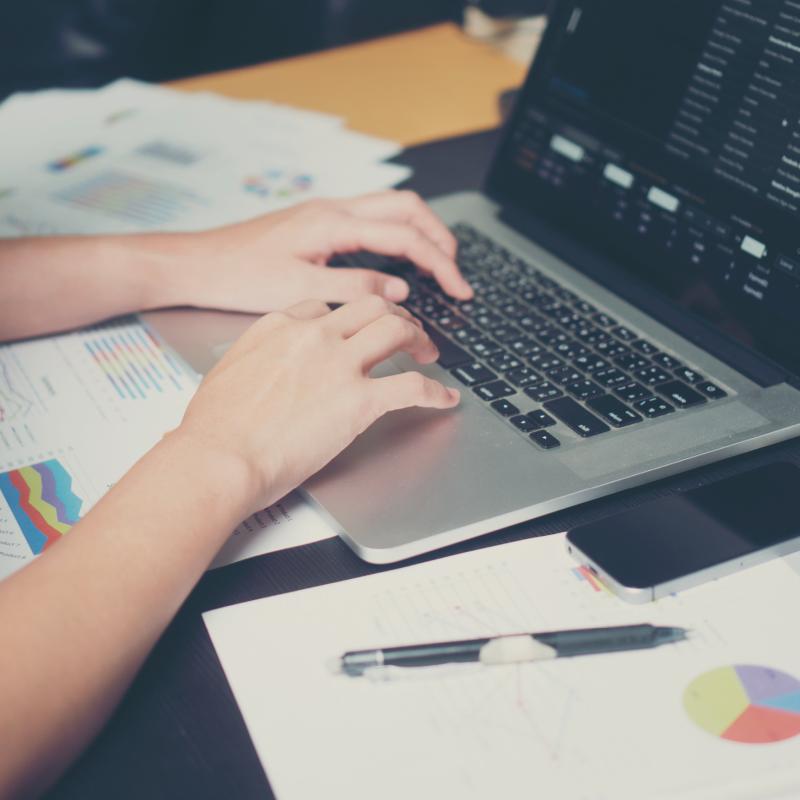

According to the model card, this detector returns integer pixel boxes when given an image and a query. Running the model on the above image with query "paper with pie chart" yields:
[685,665,800,744]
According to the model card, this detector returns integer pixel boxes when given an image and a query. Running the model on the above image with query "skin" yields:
[0,191,471,797]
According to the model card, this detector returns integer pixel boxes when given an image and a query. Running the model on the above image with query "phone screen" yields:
[566,462,800,589]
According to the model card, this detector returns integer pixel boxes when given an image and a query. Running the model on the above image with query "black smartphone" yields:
[566,461,800,603]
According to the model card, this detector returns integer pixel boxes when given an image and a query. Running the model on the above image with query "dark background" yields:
[0,0,550,100]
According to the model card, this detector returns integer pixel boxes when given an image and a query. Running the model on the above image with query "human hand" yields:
[176,296,460,514]
[174,190,472,313]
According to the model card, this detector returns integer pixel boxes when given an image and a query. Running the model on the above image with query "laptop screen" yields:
[490,0,800,380]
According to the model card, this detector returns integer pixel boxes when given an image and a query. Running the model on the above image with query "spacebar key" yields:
[544,397,610,438]
[422,322,471,368]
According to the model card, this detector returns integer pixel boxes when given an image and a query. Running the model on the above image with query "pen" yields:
[336,624,688,677]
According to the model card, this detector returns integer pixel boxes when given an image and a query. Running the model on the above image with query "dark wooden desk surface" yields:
[47,128,800,800]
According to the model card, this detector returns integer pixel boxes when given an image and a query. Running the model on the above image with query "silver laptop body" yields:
[146,1,800,563]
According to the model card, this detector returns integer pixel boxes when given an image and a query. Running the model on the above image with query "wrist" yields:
[155,426,264,526]
[100,232,210,311]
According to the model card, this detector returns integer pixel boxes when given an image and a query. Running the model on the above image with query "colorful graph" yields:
[684,665,800,744]
[0,354,35,422]
[53,170,206,227]
[48,145,105,173]
[243,168,314,199]
[570,565,611,594]
[0,460,83,554]
[82,321,189,399]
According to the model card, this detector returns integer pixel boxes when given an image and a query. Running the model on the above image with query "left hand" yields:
[174,190,473,313]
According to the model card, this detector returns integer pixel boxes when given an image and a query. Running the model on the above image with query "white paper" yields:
[0,79,410,237]
[0,317,336,580]
[0,78,400,574]
[204,534,800,800]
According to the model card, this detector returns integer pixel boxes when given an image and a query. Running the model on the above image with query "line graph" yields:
[0,350,37,423]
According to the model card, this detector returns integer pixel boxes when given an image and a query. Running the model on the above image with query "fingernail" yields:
[448,388,461,403]
[384,278,409,302]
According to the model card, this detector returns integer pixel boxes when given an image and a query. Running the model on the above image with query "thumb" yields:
[298,265,409,304]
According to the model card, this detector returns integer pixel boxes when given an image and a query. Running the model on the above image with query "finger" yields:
[341,190,458,259]
[326,218,472,300]
[294,264,410,304]
[348,313,438,372]
[325,295,421,339]
[371,371,460,415]
[281,298,331,320]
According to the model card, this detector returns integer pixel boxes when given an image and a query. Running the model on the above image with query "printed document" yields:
[205,533,800,800]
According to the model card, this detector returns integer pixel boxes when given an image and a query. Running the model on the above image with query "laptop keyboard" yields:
[402,223,730,451]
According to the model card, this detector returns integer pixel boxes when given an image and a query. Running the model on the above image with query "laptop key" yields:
[510,414,539,432]
[451,363,497,387]
[634,396,675,418]
[593,367,628,387]
[573,354,610,373]
[474,380,516,402]
[656,380,707,409]
[487,352,524,372]
[491,398,520,417]
[614,382,651,403]
[651,352,683,370]
[547,367,583,386]
[469,339,503,358]
[614,353,650,371]
[674,366,704,384]
[544,397,611,437]
[592,312,617,327]
[506,366,543,388]
[594,340,630,359]
[633,366,672,386]
[611,325,637,341]
[697,381,728,400]
[587,395,643,427]
[423,324,471,368]
[528,409,556,428]
[525,381,564,402]
[632,339,660,356]
[530,430,561,449]
[565,379,605,401]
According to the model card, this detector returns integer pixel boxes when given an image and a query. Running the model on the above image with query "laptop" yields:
[145,0,800,563]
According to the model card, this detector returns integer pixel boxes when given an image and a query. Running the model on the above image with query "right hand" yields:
[176,296,460,515]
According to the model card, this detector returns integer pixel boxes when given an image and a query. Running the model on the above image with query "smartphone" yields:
[566,461,800,603]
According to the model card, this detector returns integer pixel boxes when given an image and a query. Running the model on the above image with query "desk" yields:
[50,22,800,800]
[173,23,528,146]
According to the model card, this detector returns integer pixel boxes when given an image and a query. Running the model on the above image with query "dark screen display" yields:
[491,0,800,379]
[567,462,800,588]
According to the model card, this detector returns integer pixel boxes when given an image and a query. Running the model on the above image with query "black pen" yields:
[335,624,688,677]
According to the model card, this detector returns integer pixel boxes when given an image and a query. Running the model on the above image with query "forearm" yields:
[0,234,203,340]
[0,431,256,798]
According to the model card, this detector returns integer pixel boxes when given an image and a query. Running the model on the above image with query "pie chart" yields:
[684,665,800,744]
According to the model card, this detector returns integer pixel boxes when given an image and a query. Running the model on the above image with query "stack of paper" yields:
[0,78,411,236]
[0,79,416,579]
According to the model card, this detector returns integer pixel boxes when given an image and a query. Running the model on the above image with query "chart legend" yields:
[0,460,83,554]
[81,321,188,399]
[48,145,105,173]
[684,665,800,744]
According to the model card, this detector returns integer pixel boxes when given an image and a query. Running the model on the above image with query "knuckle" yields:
[361,293,391,315]
[399,189,424,209]
[382,313,410,340]
[404,371,428,396]
[352,271,380,294]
